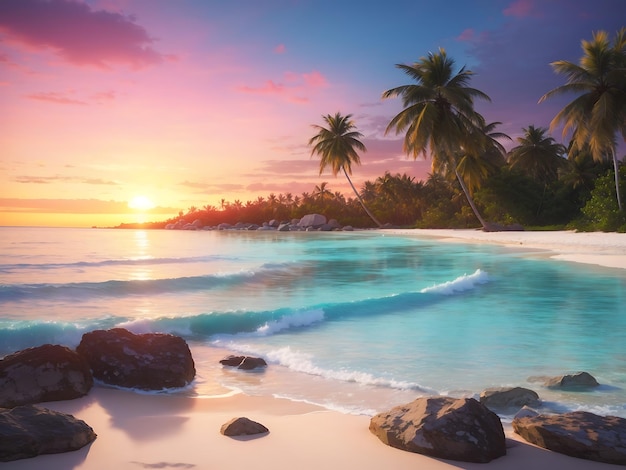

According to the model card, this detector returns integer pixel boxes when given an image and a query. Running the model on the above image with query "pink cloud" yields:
[236,70,328,103]
[503,0,540,18]
[0,0,170,69]
[237,80,285,95]
[274,44,286,54]
[457,28,475,41]
[302,70,328,88]
[26,91,87,105]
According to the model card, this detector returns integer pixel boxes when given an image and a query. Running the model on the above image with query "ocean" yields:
[1,226,625,421]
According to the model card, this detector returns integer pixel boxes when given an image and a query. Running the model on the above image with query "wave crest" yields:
[420,269,489,295]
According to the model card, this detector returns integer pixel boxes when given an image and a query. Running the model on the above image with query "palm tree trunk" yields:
[343,168,383,227]
[611,151,623,211]
[454,168,489,230]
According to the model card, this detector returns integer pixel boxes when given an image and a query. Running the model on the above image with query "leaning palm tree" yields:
[507,125,567,184]
[309,112,383,227]
[382,48,493,229]
[539,27,626,210]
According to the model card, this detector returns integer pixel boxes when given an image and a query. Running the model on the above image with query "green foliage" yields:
[574,167,626,232]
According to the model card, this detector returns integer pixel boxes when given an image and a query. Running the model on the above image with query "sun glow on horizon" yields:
[128,195,155,211]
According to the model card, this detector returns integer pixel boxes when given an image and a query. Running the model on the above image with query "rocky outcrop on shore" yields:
[0,344,93,408]
[76,328,196,390]
[0,405,97,462]
[165,213,373,231]
[369,397,506,463]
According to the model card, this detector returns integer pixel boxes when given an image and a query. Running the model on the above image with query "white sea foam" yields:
[419,268,489,294]
[256,309,325,335]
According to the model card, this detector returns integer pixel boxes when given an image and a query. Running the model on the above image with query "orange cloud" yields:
[0,0,170,69]
[0,198,177,215]
[14,175,119,185]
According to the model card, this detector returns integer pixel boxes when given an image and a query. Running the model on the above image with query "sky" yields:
[1,0,625,227]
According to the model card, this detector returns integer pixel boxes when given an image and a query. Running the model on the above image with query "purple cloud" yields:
[0,0,170,69]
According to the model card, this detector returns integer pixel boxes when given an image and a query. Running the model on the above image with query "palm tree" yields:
[507,125,567,184]
[539,27,626,210]
[382,48,493,229]
[309,112,383,227]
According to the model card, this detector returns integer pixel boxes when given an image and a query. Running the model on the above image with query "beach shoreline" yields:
[4,229,625,469]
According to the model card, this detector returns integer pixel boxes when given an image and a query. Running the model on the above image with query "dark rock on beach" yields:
[369,397,506,463]
[513,411,626,465]
[0,405,97,462]
[544,371,599,389]
[220,355,267,370]
[479,386,540,410]
[76,328,195,390]
[220,417,269,437]
[0,344,93,408]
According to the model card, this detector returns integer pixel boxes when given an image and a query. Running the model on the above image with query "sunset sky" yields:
[1,0,625,227]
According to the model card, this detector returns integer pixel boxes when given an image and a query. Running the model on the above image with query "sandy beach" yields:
[4,230,626,470]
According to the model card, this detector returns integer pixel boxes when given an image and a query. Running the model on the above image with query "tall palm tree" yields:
[539,27,626,210]
[507,125,567,184]
[382,48,493,229]
[309,112,383,227]
[456,121,510,195]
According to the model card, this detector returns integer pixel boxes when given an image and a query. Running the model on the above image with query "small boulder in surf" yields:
[219,355,267,370]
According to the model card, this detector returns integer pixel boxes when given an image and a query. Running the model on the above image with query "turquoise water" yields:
[1,227,625,418]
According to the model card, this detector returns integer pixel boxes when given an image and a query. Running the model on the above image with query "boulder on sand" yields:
[0,344,93,407]
[369,397,506,463]
[76,328,195,390]
[513,411,626,465]
[0,405,97,462]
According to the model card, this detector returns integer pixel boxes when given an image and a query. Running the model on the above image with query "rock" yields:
[327,219,341,229]
[0,405,97,462]
[0,344,93,408]
[544,372,599,389]
[319,223,334,231]
[220,417,269,437]
[76,328,195,390]
[298,214,326,228]
[369,397,506,463]
[277,223,291,231]
[342,225,354,231]
[513,411,626,465]
[479,387,540,410]
[219,355,267,370]
[217,223,232,230]
[514,406,540,420]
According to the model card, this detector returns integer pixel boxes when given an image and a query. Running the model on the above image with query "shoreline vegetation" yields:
[112,28,625,234]
[3,230,625,470]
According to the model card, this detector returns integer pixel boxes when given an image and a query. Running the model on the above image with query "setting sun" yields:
[128,195,155,211]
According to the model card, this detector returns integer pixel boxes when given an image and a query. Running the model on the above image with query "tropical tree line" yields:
[127,28,625,232]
